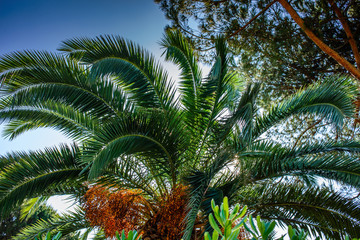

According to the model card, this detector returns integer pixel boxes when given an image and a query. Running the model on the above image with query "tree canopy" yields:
[156,0,360,94]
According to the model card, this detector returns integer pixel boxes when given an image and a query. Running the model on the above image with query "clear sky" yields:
[0,0,174,155]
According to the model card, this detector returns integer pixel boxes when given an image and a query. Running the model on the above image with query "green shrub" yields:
[204,197,359,240]
[34,232,62,240]
[115,230,142,240]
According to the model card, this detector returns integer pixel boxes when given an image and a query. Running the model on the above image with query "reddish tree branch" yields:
[328,0,360,69]
[292,118,324,149]
[227,0,278,39]
[278,0,360,81]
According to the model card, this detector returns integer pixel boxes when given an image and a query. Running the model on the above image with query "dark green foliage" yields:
[115,230,142,240]
[34,232,61,240]
[0,205,56,240]
[16,208,91,240]
[206,197,360,240]
[156,0,360,96]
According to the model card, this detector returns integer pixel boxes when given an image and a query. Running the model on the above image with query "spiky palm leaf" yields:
[236,182,360,239]
[59,35,178,111]
[0,30,359,239]
[14,207,90,240]
[0,144,84,216]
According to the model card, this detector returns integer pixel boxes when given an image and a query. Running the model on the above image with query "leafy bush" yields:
[115,230,142,240]
[34,232,62,240]
[204,197,359,240]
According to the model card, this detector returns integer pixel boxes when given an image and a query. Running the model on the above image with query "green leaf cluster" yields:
[115,230,142,240]
[204,197,247,240]
[34,232,61,240]
[206,197,359,240]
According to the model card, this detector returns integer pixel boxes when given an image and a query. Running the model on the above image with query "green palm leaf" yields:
[97,155,159,197]
[59,35,178,110]
[160,30,203,125]
[0,144,84,217]
[183,151,234,240]
[84,110,185,182]
[0,50,131,119]
[254,75,356,138]
[237,182,360,239]
[14,208,90,240]
[241,140,360,187]
[217,82,261,145]
[0,101,98,141]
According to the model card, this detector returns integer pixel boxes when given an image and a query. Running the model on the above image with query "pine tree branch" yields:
[278,0,360,81]
[227,0,278,39]
[328,0,360,69]
[292,118,323,149]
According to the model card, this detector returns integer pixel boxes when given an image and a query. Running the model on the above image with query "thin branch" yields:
[177,22,213,41]
[226,0,278,39]
[292,118,323,149]
[352,93,360,139]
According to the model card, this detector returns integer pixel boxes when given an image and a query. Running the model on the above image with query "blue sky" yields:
[0,0,168,55]
[0,0,172,154]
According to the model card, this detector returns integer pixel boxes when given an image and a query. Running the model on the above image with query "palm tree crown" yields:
[0,30,360,239]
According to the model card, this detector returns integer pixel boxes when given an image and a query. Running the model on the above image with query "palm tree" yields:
[1,31,360,239]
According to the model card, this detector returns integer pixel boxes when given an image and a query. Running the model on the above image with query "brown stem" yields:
[177,23,213,41]
[328,0,360,69]
[277,0,360,81]
[292,118,323,149]
[226,0,278,39]
[352,95,360,139]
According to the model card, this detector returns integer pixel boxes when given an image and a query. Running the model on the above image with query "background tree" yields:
[155,0,360,147]
[0,204,56,239]
[155,0,360,95]
[0,201,80,240]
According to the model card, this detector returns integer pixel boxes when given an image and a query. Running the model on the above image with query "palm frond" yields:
[59,35,178,110]
[193,37,238,163]
[240,140,360,187]
[0,101,97,141]
[160,30,203,126]
[20,196,49,221]
[236,182,360,239]
[254,75,356,138]
[183,151,233,240]
[0,50,132,120]
[96,155,160,198]
[240,139,360,160]
[0,50,85,94]
[85,110,185,182]
[0,144,84,217]
[217,82,261,146]
[182,170,208,240]
[14,208,90,240]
